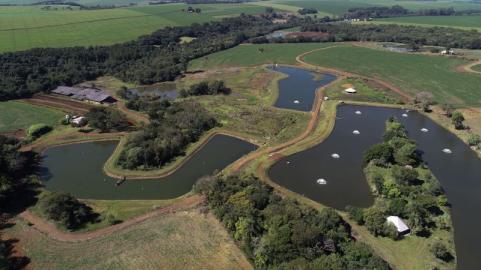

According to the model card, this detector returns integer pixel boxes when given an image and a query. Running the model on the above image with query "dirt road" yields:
[19,195,203,242]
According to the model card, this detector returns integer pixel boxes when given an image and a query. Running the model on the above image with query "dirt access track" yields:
[19,195,203,242]
[23,94,93,114]
[456,59,481,74]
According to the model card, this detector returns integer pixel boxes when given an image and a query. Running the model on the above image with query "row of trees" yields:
[298,8,318,15]
[348,118,454,261]
[345,5,481,19]
[0,15,294,100]
[294,23,481,49]
[85,107,130,133]
[195,174,389,269]
[117,100,217,169]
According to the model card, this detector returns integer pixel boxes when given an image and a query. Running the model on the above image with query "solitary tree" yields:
[414,91,435,112]
[451,111,465,130]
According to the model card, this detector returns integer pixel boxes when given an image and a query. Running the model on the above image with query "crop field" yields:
[0,101,63,133]
[303,45,481,107]
[0,3,266,52]
[259,0,481,15]
[375,15,481,32]
[188,43,332,70]
[5,210,252,270]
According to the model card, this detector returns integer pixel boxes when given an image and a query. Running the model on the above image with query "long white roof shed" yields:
[386,216,410,234]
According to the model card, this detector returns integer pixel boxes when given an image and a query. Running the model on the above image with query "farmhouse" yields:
[52,86,117,105]
[386,216,410,235]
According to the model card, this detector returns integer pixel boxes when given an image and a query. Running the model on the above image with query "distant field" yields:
[0,101,63,132]
[472,63,481,72]
[0,3,266,52]
[303,45,481,107]
[5,210,252,270]
[375,15,481,32]
[188,43,332,70]
[260,0,481,16]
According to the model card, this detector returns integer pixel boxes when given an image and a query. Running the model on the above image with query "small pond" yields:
[126,82,178,100]
[269,104,481,270]
[268,65,337,112]
[40,134,256,200]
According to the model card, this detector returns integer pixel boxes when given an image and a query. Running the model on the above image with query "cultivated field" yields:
[375,15,481,32]
[0,101,63,133]
[188,43,331,70]
[0,3,266,52]
[302,45,481,107]
[5,210,252,270]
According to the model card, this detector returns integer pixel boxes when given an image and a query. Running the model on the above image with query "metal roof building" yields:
[52,86,116,104]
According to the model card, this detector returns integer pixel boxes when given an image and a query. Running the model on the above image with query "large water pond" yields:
[40,134,256,200]
[269,104,481,269]
[269,66,337,111]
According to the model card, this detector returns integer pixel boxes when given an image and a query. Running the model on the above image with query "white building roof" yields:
[387,216,410,233]
[345,88,357,93]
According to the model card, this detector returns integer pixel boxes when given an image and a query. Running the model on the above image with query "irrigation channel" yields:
[269,102,481,269]
[39,134,256,200]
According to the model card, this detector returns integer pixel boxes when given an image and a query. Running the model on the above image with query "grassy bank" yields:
[375,15,481,32]
[5,209,252,270]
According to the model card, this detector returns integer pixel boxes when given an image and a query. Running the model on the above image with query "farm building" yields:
[52,86,117,105]
[386,216,410,235]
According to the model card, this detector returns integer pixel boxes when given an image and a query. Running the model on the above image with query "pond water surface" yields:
[40,134,256,200]
[269,66,337,111]
[269,104,481,270]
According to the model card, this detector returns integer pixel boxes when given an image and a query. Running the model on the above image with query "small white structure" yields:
[293,100,300,104]
[286,161,291,164]
[421,128,429,133]
[331,153,340,159]
[317,178,327,185]
[344,87,357,94]
[71,116,87,127]
[353,130,360,135]
[355,110,362,115]
[441,49,455,55]
[324,96,329,101]
[402,113,408,118]
[442,148,452,154]
[386,216,410,235]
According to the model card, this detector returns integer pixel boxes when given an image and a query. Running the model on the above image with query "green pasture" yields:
[0,3,266,52]
[188,43,332,70]
[0,101,63,133]
[303,45,481,107]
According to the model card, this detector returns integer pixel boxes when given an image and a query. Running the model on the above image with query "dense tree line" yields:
[0,135,38,269]
[195,174,389,269]
[292,23,481,49]
[344,5,481,19]
[0,15,293,101]
[179,80,230,97]
[117,100,217,169]
[348,118,453,258]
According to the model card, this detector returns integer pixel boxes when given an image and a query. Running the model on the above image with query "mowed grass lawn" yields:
[0,3,266,52]
[303,45,481,107]
[375,15,481,32]
[0,101,63,132]
[188,43,332,70]
[5,210,252,270]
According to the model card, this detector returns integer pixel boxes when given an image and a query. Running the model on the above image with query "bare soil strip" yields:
[19,195,203,242]
[456,59,481,74]
[23,94,93,114]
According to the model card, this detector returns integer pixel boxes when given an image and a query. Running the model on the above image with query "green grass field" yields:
[5,210,252,270]
[472,63,481,72]
[0,3,266,52]
[0,101,63,133]
[303,45,481,107]
[375,15,481,32]
[188,43,331,70]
